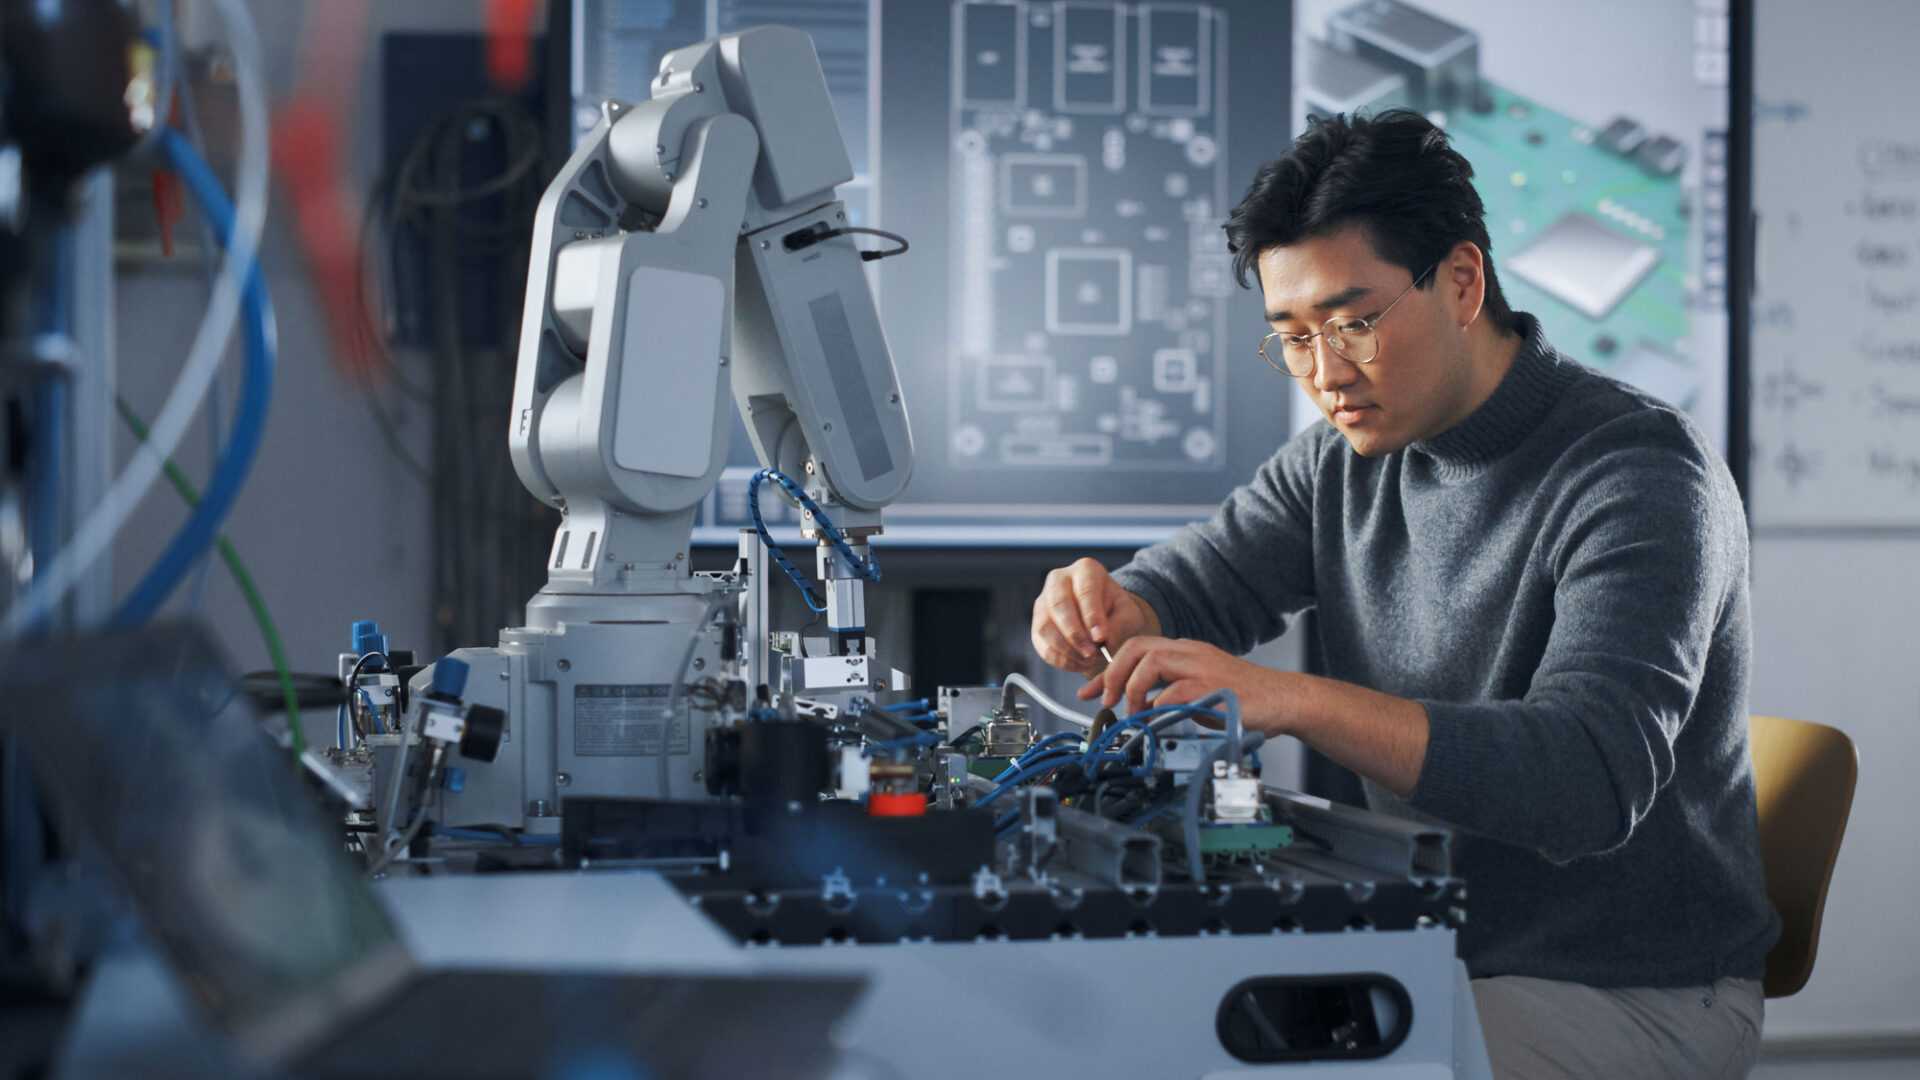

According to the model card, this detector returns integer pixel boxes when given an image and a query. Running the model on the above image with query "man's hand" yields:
[1078,634,1284,719]
[1030,558,1161,676]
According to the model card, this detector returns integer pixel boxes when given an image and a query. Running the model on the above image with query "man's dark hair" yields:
[1225,109,1518,332]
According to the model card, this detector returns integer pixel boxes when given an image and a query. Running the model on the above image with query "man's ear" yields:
[1441,240,1488,330]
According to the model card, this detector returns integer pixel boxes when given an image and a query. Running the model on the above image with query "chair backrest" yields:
[1748,714,1858,998]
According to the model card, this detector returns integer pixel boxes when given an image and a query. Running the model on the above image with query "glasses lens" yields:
[1325,317,1377,364]
[1260,334,1300,375]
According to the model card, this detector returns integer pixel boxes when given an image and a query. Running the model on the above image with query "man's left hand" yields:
[1077,635,1285,726]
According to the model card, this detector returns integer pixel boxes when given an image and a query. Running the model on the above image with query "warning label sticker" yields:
[573,684,688,757]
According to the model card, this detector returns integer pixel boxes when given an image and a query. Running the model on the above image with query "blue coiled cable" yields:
[111,129,275,626]
[745,467,880,614]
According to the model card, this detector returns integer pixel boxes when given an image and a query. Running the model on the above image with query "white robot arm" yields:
[508,26,913,654]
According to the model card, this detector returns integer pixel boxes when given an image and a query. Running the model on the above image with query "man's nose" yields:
[1310,340,1360,394]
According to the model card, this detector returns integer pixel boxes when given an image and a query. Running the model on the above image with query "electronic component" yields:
[938,685,1002,740]
[1298,36,1409,123]
[1507,212,1661,320]
[1209,759,1262,823]
[1596,115,1648,156]
[1327,0,1480,110]
[978,704,1034,759]
[832,743,871,800]
[1196,824,1296,855]
[1635,133,1687,177]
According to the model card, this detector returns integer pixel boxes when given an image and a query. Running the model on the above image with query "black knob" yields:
[460,705,506,763]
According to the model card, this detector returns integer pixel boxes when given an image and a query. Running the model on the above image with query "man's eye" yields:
[1331,318,1372,334]
[1282,336,1315,350]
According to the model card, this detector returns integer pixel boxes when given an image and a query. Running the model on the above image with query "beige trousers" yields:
[1472,974,1764,1080]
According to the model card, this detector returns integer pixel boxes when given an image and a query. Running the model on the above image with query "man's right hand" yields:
[1030,557,1161,676]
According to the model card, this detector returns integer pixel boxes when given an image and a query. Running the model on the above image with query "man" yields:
[1029,110,1778,1078]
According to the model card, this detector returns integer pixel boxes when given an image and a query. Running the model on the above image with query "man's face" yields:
[1257,227,1474,456]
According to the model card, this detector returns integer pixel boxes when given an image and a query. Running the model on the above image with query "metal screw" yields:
[836,211,845,220]
[693,770,704,782]
[528,799,553,817]
[694,82,705,93]
[557,659,572,672]
[499,670,510,681]
[556,772,572,787]
[889,392,900,404]
[573,230,586,239]
[823,421,835,432]
[693,657,707,671]
[656,143,666,154]
[759,240,770,249]
[697,197,708,208]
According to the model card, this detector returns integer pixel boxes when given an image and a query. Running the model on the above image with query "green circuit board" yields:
[1446,80,1696,387]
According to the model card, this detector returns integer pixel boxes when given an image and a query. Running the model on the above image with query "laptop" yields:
[4,622,863,1078]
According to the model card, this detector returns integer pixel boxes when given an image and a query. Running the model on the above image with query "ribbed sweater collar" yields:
[1409,314,1580,478]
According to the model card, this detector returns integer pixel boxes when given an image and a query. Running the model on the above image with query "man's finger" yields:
[1036,622,1096,675]
[1122,650,1166,716]
[1047,596,1096,658]
[1099,638,1151,710]
[1155,678,1203,709]
[1069,558,1111,645]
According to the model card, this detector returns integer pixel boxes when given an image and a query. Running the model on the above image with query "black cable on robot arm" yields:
[812,225,909,262]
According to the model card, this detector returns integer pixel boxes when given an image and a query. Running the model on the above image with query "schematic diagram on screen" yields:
[947,1,1233,472]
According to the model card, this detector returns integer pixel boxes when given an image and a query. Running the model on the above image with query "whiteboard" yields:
[1750,0,1920,530]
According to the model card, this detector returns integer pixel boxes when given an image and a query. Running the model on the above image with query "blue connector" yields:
[430,657,471,701]
[352,620,389,670]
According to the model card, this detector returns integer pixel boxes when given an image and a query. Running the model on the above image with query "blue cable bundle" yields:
[112,129,275,626]
[745,467,880,613]
[973,692,1245,809]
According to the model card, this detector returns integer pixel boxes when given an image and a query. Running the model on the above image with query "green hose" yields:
[115,396,306,753]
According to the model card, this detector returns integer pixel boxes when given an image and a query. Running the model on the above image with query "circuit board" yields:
[1297,0,1727,413]
[1448,81,1706,405]
[946,0,1235,473]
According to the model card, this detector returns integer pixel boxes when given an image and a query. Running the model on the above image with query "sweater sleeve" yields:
[1408,415,1745,864]
[1109,427,1322,655]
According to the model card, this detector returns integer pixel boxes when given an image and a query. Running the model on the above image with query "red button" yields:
[868,792,928,817]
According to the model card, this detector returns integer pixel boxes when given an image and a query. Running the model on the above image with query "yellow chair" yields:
[1748,714,1858,998]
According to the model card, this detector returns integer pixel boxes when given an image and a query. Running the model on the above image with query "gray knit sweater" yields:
[1113,315,1780,987]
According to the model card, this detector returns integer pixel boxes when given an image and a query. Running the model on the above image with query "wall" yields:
[1742,0,1920,1055]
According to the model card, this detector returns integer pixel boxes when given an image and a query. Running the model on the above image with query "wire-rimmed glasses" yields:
[1258,262,1438,377]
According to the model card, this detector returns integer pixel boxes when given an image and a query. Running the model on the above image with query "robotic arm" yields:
[508,26,913,660]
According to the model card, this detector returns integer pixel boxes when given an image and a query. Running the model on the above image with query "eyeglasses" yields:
[1258,263,1438,378]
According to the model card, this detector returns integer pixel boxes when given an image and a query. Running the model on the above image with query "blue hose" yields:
[112,130,275,626]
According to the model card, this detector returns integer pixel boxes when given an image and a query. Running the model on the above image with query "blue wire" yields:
[111,130,275,627]
[978,749,1085,806]
[1085,718,1161,777]
[744,468,881,614]
[879,699,929,713]
[867,731,938,754]
[1014,732,1083,766]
